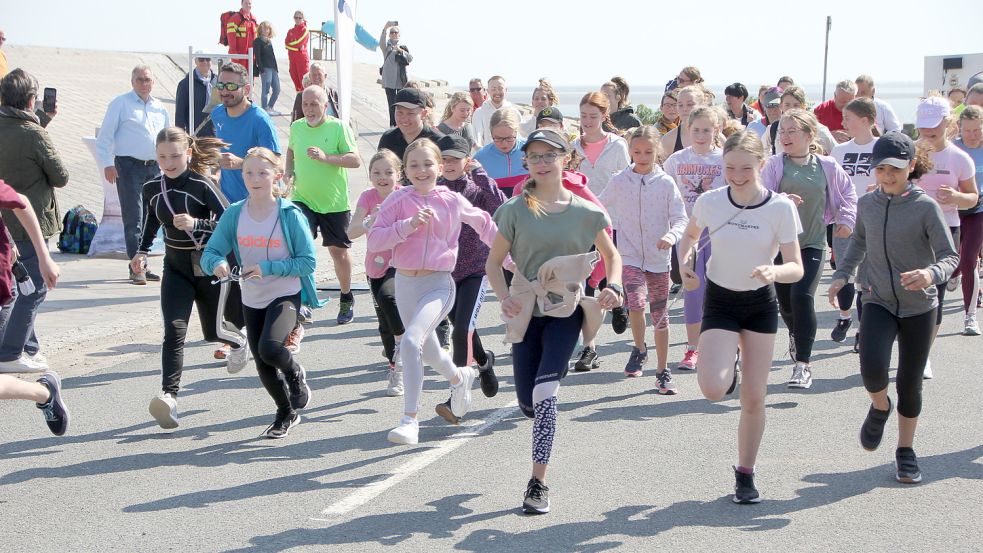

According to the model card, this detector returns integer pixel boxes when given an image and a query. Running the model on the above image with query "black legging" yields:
[859,303,935,418]
[160,249,239,395]
[449,274,489,367]
[369,268,404,363]
[827,224,856,311]
[776,247,824,363]
[243,293,302,415]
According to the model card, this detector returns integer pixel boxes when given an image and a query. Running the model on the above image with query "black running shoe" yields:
[895,447,922,484]
[286,365,311,410]
[859,397,892,451]
[669,283,682,295]
[831,317,852,343]
[522,477,550,514]
[436,319,451,351]
[611,306,629,335]
[435,398,459,425]
[477,350,499,398]
[853,333,860,354]
[265,411,300,439]
[35,371,69,436]
[574,346,600,372]
[732,468,761,504]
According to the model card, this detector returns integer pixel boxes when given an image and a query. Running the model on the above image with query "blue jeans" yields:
[114,156,160,259]
[0,239,47,360]
[261,68,280,111]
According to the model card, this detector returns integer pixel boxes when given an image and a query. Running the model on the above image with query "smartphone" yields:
[42,87,57,113]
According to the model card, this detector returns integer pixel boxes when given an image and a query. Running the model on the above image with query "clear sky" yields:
[2,0,980,92]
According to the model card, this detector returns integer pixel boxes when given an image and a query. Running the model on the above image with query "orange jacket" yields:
[226,10,258,57]
[285,23,309,55]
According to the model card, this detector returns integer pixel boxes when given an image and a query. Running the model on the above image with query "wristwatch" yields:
[605,282,624,299]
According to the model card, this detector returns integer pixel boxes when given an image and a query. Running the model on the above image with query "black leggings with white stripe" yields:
[450,274,489,367]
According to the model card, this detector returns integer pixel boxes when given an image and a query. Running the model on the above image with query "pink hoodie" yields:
[367,185,498,272]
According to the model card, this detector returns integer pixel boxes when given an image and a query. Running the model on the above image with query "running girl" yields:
[762,109,857,389]
[133,127,245,429]
[367,139,497,445]
[486,129,623,514]
[473,109,528,197]
[829,97,880,348]
[662,106,726,372]
[433,134,508,423]
[678,130,804,504]
[600,126,687,391]
[348,149,405,396]
[573,92,630,197]
[202,147,323,439]
[828,132,958,484]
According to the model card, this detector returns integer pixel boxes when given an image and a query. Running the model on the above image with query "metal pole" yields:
[188,46,195,136]
[248,47,254,102]
[821,16,832,102]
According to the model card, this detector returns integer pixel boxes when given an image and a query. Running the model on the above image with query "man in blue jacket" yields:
[175,55,217,137]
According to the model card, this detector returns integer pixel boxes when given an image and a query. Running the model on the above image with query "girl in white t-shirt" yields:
[829,97,880,349]
[914,96,979,375]
[677,131,803,505]
[663,106,726,372]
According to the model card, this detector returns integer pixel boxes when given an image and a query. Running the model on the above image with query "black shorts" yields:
[701,279,779,335]
[296,202,352,248]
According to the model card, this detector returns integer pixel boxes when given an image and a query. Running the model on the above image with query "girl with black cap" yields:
[486,129,623,515]
[828,131,959,484]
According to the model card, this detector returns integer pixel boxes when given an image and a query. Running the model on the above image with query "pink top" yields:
[357,187,401,279]
[367,186,498,272]
[917,143,976,227]
[582,137,606,166]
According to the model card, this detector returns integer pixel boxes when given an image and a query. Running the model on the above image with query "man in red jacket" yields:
[226,0,258,70]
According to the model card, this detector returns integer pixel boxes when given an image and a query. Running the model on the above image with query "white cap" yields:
[915,96,950,129]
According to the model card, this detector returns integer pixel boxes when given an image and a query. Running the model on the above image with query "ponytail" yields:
[156,126,228,177]
[521,178,545,218]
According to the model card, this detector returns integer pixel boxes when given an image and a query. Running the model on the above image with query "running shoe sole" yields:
[624,370,643,378]
[435,402,460,425]
[266,415,300,439]
[522,503,550,515]
[732,495,762,504]
[657,387,677,396]
[149,397,179,430]
[787,380,813,389]
[895,464,923,484]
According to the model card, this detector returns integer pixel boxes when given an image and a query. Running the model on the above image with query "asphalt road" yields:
[2,270,981,553]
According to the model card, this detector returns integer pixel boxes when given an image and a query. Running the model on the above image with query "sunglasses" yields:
[216,81,244,91]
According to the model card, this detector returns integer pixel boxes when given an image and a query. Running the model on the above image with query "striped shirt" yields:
[138,170,226,253]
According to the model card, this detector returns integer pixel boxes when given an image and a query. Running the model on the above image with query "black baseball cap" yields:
[394,88,426,108]
[871,131,916,169]
[437,135,470,158]
[521,129,569,153]
[536,106,563,124]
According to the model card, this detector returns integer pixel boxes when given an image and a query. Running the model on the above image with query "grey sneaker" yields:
[655,367,677,395]
[226,343,251,374]
[522,477,550,514]
[964,315,980,336]
[623,346,648,377]
[386,365,404,397]
[36,371,69,436]
[787,362,812,389]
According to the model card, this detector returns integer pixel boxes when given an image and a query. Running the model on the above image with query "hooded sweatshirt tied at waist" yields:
[832,184,958,318]
[367,186,498,272]
[761,152,858,230]
[437,167,507,282]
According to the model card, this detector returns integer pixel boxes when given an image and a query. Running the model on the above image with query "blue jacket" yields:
[473,139,528,195]
[201,198,326,309]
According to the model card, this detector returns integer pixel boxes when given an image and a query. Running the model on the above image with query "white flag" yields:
[334,0,357,124]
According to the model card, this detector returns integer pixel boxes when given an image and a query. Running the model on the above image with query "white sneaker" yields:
[947,275,960,292]
[450,366,476,418]
[28,352,49,369]
[964,315,981,336]
[226,344,251,374]
[0,354,46,373]
[387,415,419,444]
[386,366,404,396]
[149,393,179,429]
[787,362,813,389]
[923,359,933,380]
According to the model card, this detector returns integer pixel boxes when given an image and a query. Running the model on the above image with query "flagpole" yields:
[821,16,832,102]
[334,0,356,125]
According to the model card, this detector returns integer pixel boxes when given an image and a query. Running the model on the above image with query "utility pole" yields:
[821,16,832,102]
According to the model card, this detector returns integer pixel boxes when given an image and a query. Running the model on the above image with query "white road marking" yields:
[312,401,519,521]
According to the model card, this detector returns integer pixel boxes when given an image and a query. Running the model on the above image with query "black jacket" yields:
[175,71,215,137]
[253,37,278,72]
[609,106,642,131]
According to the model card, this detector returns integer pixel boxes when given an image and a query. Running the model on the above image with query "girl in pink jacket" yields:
[367,139,498,445]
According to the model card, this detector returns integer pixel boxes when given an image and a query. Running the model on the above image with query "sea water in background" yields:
[506,82,926,126]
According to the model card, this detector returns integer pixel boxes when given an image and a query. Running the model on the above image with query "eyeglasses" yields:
[661,101,676,108]
[469,88,484,92]
[216,81,244,91]
[777,128,803,137]
[524,152,561,165]
[492,135,516,143]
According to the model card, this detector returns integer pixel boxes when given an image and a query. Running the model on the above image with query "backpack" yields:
[219,11,237,46]
[57,206,98,254]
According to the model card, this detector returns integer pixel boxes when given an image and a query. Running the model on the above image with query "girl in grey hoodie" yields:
[828,132,958,485]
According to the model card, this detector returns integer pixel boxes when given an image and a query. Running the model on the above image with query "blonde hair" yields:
[780,86,808,109]
[490,108,521,132]
[723,130,766,162]
[780,109,822,154]
[677,85,708,107]
[258,21,274,39]
[369,148,402,175]
[402,138,441,167]
[627,125,663,161]
[688,105,720,127]
[441,91,472,122]
[534,78,559,106]
[680,66,704,84]
[244,147,289,197]
[155,127,228,176]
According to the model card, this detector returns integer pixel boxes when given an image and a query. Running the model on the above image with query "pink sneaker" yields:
[677,349,698,371]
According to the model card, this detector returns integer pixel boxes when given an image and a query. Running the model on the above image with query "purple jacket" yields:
[762,153,858,230]
[437,167,507,282]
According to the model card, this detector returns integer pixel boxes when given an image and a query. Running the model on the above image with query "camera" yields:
[11,260,36,296]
